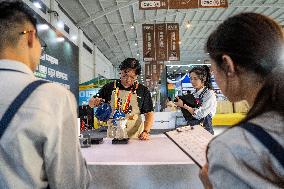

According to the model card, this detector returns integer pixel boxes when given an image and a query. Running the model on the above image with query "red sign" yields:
[142,24,155,61]
[155,24,167,61]
[167,23,180,61]
[139,0,168,10]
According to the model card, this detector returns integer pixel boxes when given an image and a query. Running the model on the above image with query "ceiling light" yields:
[57,37,65,42]
[134,42,138,46]
[37,24,49,31]
[57,21,64,29]
[71,35,77,40]
[137,53,140,56]
[131,25,135,29]
[197,59,201,62]
[186,21,191,28]
[33,2,42,9]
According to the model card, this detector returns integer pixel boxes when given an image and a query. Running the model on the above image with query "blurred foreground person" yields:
[0,1,91,188]
[200,12,284,189]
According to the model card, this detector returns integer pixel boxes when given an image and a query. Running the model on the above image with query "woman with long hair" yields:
[175,65,217,134]
[200,12,284,188]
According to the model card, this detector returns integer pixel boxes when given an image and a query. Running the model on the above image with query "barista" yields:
[89,58,154,140]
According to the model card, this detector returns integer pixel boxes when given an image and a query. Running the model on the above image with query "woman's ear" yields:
[222,55,236,77]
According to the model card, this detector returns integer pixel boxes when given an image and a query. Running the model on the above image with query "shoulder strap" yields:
[0,68,26,74]
[0,80,48,139]
[199,87,209,99]
[239,122,284,168]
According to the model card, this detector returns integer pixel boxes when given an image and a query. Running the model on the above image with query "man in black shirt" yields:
[89,58,154,140]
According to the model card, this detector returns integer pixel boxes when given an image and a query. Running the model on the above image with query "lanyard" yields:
[113,80,138,113]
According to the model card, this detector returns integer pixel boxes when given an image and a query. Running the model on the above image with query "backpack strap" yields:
[239,122,284,168]
[0,80,48,139]
[0,68,26,74]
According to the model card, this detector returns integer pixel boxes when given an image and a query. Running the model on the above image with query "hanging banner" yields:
[142,24,155,61]
[155,24,167,61]
[139,0,168,10]
[167,23,180,61]
[151,61,157,75]
[139,0,228,9]
[158,61,165,80]
[145,62,151,79]
[199,0,228,8]
[169,0,198,9]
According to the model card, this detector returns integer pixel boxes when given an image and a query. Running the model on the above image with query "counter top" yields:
[81,134,194,165]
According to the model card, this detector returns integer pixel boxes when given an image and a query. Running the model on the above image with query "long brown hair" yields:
[206,12,284,121]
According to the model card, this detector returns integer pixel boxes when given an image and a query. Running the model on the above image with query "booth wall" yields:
[23,0,115,84]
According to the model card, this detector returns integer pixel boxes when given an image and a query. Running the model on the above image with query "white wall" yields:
[78,30,95,83]
[94,46,115,79]
[23,0,115,83]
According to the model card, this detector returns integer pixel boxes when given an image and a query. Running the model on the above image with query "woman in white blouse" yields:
[175,66,217,134]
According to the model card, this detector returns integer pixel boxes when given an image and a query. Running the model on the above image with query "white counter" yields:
[81,135,203,189]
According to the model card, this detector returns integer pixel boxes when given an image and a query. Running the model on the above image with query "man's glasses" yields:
[120,73,137,81]
[20,30,47,52]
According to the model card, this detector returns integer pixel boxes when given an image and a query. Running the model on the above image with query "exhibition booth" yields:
[24,1,250,188]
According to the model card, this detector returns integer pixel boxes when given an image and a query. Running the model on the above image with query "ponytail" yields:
[203,65,213,90]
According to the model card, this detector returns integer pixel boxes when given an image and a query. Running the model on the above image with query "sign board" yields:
[199,0,228,8]
[167,23,180,61]
[155,24,168,61]
[139,0,168,10]
[32,9,79,102]
[145,62,151,79]
[169,0,198,9]
[139,0,228,9]
[142,24,155,61]
[143,23,180,61]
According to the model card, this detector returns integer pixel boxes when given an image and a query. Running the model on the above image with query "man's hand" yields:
[138,131,150,140]
[199,163,213,189]
[88,97,103,108]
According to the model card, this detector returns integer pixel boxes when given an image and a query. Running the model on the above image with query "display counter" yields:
[81,135,203,189]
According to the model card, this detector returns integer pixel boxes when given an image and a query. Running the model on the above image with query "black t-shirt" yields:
[94,80,153,114]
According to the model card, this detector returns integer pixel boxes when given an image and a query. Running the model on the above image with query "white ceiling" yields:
[56,0,284,67]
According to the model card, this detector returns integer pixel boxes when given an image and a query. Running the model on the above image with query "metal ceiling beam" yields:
[94,10,179,43]
[78,0,117,61]
[77,0,139,28]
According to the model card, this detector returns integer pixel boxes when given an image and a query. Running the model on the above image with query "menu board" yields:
[165,125,214,168]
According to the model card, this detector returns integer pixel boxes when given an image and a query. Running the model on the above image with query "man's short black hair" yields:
[119,58,142,75]
[0,0,38,50]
